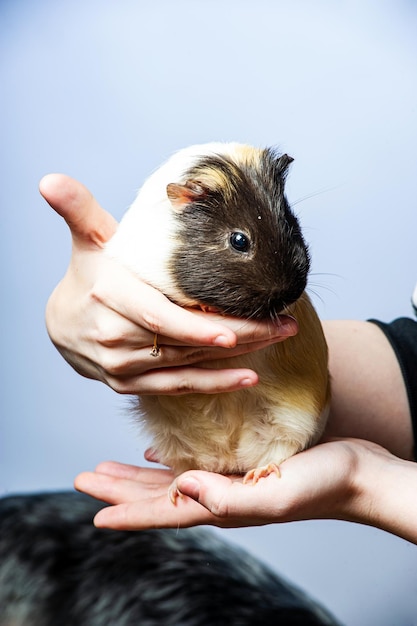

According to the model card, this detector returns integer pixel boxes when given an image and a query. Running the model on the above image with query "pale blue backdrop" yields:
[1,1,417,624]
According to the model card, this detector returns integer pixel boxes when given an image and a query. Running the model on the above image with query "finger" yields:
[75,470,162,504]
[88,303,295,360]
[188,313,299,344]
[106,366,259,395]
[93,496,214,530]
[94,461,172,483]
[75,468,216,529]
[93,465,225,509]
[92,337,283,382]
[39,173,117,248]
[65,330,262,394]
[94,333,270,376]
[91,261,237,348]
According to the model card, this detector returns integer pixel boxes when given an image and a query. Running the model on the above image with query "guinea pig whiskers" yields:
[291,184,340,207]
[310,272,342,285]
[270,306,289,323]
[308,273,341,301]
[305,287,325,307]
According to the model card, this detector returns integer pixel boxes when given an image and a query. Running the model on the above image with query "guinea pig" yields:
[105,142,330,497]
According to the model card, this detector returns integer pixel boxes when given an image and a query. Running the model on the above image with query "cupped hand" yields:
[74,438,390,531]
[41,174,297,395]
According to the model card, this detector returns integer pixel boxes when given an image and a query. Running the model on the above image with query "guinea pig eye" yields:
[229,231,250,253]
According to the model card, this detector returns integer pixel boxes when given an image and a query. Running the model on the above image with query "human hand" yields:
[75,438,405,534]
[41,174,298,395]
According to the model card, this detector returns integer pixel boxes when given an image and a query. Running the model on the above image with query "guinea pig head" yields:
[166,149,310,321]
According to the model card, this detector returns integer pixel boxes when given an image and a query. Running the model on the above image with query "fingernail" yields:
[276,316,298,335]
[240,377,257,388]
[178,476,200,500]
[213,334,235,348]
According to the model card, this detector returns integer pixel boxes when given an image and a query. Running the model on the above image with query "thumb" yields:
[176,471,237,518]
[177,475,203,502]
[39,173,118,250]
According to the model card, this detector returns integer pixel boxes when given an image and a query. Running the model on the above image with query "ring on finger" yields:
[149,333,162,357]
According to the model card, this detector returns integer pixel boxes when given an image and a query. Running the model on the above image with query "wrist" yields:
[349,441,417,543]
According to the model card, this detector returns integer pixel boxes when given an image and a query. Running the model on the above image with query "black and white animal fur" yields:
[0,492,341,625]
[106,143,330,479]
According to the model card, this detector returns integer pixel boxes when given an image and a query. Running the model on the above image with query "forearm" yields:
[323,320,414,460]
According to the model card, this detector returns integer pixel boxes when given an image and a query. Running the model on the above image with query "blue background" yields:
[1,1,417,623]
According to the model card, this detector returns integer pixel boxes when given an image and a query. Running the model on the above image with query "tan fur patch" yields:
[181,144,264,202]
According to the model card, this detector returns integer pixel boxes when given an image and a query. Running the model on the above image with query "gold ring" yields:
[150,333,161,357]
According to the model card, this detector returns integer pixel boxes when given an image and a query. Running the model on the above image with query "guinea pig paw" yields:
[167,479,184,505]
[243,463,281,485]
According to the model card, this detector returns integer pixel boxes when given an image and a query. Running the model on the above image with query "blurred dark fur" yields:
[0,492,341,625]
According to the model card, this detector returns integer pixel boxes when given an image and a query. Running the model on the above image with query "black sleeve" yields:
[368,317,417,460]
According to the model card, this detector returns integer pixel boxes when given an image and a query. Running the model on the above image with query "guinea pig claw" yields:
[243,463,281,485]
[168,479,184,505]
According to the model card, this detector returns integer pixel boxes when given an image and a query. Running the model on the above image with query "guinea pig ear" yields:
[275,154,294,178]
[166,180,208,212]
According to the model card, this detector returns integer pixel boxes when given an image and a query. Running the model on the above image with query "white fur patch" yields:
[105,142,246,301]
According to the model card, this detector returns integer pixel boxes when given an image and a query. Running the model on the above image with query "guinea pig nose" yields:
[269,296,286,316]
[270,287,303,315]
